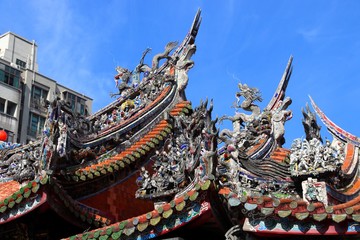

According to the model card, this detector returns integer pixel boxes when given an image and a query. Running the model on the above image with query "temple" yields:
[1,9,360,240]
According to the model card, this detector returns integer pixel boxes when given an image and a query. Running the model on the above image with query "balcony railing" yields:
[30,97,48,113]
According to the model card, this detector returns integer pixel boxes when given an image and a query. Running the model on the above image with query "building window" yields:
[31,85,48,100]
[28,113,45,138]
[0,63,20,88]
[16,59,26,68]
[0,98,5,113]
[65,92,87,115]
[68,92,76,112]
[6,101,17,117]
[0,98,17,117]
[31,85,48,111]
[80,104,85,115]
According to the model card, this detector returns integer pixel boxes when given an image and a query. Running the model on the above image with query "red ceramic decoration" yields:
[0,130,7,141]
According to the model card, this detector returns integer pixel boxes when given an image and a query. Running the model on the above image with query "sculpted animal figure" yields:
[134,48,152,77]
[120,99,135,111]
[302,102,323,143]
[112,42,178,98]
[236,83,262,115]
[151,41,178,71]
[112,66,133,97]
[114,66,132,86]
[219,83,263,145]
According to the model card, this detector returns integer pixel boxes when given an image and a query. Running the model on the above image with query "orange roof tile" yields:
[332,193,360,211]
[341,144,355,172]
[0,181,21,202]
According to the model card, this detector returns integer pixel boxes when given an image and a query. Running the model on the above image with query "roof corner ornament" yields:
[302,102,323,143]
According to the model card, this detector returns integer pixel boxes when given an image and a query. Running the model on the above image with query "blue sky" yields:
[2,1,360,147]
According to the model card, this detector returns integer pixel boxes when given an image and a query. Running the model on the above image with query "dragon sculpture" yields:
[219,83,271,157]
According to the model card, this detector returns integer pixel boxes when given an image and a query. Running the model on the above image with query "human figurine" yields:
[305,182,319,202]
[138,167,150,190]
[271,97,293,147]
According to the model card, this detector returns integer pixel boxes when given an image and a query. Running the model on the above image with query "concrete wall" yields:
[0,32,38,72]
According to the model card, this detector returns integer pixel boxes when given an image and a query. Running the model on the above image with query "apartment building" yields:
[0,32,92,143]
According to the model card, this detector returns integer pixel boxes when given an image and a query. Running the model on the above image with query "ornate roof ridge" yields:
[310,96,360,146]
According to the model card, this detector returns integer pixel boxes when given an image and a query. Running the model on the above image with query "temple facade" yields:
[0,10,360,240]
